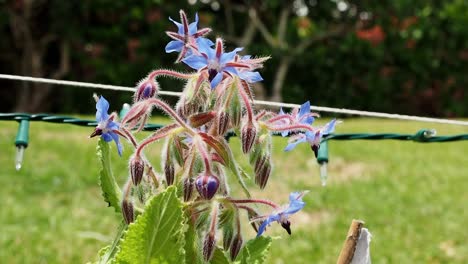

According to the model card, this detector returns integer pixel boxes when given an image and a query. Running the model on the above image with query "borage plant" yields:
[89,10,336,264]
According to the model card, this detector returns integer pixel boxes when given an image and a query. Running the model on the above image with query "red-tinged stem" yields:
[123,178,133,199]
[136,129,172,157]
[237,80,254,122]
[209,203,219,236]
[267,114,294,124]
[145,98,195,134]
[146,165,160,187]
[229,198,280,209]
[148,69,193,80]
[266,123,314,133]
[195,138,212,174]
[114,128,138,148]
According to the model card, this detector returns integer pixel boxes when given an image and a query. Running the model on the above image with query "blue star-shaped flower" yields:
[90,96,123,156]
[182,38,263,89]
[257,192,307,236]
[284,118,337,155]
[165,11,213,62]
[280,101,315,137]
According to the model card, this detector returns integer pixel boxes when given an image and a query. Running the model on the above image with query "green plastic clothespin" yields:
[119,103,131,120]
[411,129,436,142]
[15,119,30,171]
[317,140,329,186]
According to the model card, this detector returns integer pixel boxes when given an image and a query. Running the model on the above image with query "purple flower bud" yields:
[254,154,271,189]
[122,200,134,225]
[130,157,145,186]
[230,234,243,261]
[183,177,194,202]
[134,80,158,102]
[164,162,175,186]
[203,232,216,261]
[241,123,257,154]
[195,174,220,200]
[217,112,230,136]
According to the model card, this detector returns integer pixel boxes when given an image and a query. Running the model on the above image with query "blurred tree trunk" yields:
[8,0,69,113]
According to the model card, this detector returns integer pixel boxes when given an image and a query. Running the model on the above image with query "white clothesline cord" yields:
[2,73,468,126]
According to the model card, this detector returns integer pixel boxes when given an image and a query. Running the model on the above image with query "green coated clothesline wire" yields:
[4,112,467,184]
[2,112,468,143]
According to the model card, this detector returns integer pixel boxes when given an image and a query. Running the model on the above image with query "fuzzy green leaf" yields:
[97,139,121,213]
[184,217,203,264]
[236,236,272,264]
[210,247,230,264]
[114,186,185,264]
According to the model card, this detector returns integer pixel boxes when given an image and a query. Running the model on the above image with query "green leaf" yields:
[210,247,230,264]
[237,236,272,264]
[184,217,203,264]
[96,222,126,264]
[114,186,185,264]
[97,138,122,213]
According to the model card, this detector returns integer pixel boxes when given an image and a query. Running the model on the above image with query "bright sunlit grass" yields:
[0,117,467,263]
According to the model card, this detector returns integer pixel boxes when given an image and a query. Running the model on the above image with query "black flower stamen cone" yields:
[281,220,292,235]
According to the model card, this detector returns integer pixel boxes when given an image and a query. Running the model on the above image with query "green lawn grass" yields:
[1,117,467,263]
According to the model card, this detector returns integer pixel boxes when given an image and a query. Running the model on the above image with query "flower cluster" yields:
[90,10,337,262]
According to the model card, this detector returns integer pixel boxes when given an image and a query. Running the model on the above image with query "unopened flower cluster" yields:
[90,10,336,262]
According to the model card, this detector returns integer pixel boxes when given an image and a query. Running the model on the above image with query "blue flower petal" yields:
[188,13,199,35]
[107,120,119,130]
[182,55,207,70]
[257,214,280,237]
[301,116,315,125]
[96,96,110,122]
[196,37,214,47]
[169,17,184,35]
[323,119,337,134]
[298,101,310,118]
[111,132,123,156]
[284,137,306,152]
[284,192,305,215]
[220,47,243,64]
[198,40,215,59]
[165,40,184,53]
[102,132,113,142]
[210,72,223,89]
[239,71,263,83]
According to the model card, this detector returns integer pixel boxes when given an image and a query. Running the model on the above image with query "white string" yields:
[2,73,468,126]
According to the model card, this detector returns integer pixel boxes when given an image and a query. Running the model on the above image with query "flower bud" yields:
[222,227,234,251]
[203,232,216,261]
[122,200,134,225]
[241,122,257,154]
[130,157,145,186]
[183,177,194,202]
[217,112,230,136]
[254,154,271,189]
[134,80,158,102]
[164,162,175,186]
[195,174,220,200]
[230,234,243,261]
